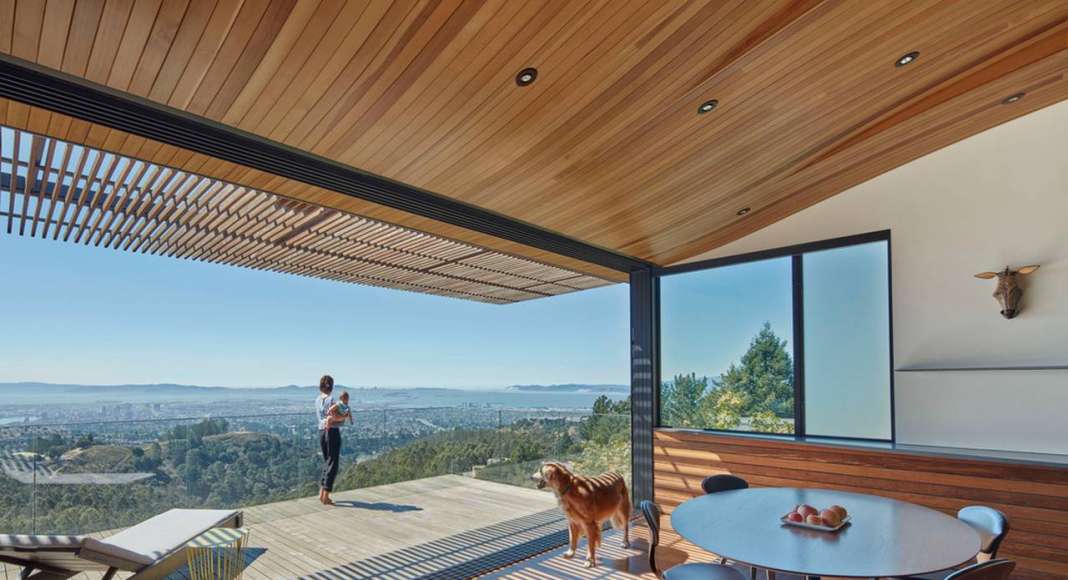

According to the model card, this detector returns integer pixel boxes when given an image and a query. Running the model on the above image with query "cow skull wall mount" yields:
[974,265,1040,319]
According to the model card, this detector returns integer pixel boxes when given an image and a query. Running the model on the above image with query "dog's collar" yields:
[558,479,573,497]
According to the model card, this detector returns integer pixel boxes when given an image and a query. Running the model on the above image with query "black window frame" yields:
[654,230,895,443]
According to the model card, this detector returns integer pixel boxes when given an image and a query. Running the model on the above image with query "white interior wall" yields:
[678,100,1068,454]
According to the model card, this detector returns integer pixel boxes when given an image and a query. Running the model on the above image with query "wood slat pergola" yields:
[0,125,610,303]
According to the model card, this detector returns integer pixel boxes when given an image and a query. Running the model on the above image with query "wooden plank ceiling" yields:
[1,0,1067,270]
[0,125,609,303]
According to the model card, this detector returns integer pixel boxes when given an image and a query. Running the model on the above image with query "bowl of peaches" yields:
[781,503,850,532]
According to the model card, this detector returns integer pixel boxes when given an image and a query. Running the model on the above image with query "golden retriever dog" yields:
[533,462,630,568]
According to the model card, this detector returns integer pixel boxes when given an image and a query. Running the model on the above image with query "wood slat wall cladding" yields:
[653,430,1068,580]
[0,126,610,303]
[2,1,1068,266]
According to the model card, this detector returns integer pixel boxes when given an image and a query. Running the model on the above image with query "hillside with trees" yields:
[661,323,794,433]
[337,397,631,489]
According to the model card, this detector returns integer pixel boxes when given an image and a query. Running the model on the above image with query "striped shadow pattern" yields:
[303,508,568,579]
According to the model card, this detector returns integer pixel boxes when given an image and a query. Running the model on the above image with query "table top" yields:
[670,488,980,578]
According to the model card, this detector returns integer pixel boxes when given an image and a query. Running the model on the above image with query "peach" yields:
[786,512,804,523]
[819,509,841,527]
[805,514,822,526]
[797,504,818,518]
[830,505,848,519]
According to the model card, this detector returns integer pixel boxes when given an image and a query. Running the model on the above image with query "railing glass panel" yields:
[0,407,631,536]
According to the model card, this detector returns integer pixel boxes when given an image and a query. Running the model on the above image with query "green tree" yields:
[665,322,794,433]
[699,386,748,430]
[749,409,792,434]
[661,373,708,428]
[584,395,630,446]
[717,322,794,419]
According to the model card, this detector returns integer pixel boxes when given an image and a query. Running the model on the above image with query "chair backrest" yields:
[957,506,1010,558]
[945,559,1015,580]
[638,500,662,575]
[701,474,749,495]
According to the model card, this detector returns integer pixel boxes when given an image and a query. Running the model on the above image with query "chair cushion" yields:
[79,508,239,571]
[664,563,747,580]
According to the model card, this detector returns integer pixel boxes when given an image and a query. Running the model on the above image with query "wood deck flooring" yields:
[241,475,561,579]
[2,477,832,579]
[2,475,564,580]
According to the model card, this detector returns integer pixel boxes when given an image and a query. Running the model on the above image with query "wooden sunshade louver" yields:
[0,126,611,304]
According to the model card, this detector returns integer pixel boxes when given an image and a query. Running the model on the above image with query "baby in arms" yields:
[330,391,354,425]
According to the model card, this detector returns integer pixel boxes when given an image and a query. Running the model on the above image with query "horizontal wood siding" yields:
[653,430,1068,579]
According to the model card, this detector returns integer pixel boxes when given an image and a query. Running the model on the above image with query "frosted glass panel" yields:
[803,242,891,440]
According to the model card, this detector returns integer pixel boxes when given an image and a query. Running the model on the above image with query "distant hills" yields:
[507,384,628,393]
[0,382,629,407]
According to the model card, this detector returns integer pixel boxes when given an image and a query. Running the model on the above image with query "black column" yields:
[629,268,658,505]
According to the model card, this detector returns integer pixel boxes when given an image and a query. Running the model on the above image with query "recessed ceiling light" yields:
[698,99,719,114]
[895,51,919,67]
[736,207,751,216]
[515,67,538,86]
[1002,92,1025,104]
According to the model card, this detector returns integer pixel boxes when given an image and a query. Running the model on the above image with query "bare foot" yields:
[584,559,597,569]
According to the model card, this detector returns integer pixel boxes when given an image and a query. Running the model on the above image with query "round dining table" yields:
[670,487,981,579]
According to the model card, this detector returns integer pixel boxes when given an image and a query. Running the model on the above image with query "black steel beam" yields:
[0,54,653,274]
[629,268,658,504]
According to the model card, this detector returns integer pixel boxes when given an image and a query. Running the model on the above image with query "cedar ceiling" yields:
[0,125,609,303]
[2,0,1067,270]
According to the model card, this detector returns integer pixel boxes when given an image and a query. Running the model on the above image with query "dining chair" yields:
[701,474,749,495]
[957,506,1010,560]
[899,507,1011,579]
[639,500,746,580]
[699,475,753,576]
[944,559,1015,580]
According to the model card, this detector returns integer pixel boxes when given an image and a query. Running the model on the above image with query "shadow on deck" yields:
[306,508,567,579]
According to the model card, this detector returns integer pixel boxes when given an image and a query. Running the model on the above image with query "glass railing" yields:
[0,407,631,536]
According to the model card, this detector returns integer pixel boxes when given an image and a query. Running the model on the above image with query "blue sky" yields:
[660,256,794,380]
[0,235,629,388]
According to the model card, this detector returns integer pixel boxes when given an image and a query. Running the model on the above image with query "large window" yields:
[658,232,892,441]
[660,257,795,434]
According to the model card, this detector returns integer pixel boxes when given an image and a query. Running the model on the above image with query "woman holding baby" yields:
[316,374,352,505]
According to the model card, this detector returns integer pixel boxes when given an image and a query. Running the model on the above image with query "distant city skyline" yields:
[0,235,629,389]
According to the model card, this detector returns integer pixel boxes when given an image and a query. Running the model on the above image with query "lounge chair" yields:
[0,508,242,579]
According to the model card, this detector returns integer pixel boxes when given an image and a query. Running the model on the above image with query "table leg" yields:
[766,571,775,580]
